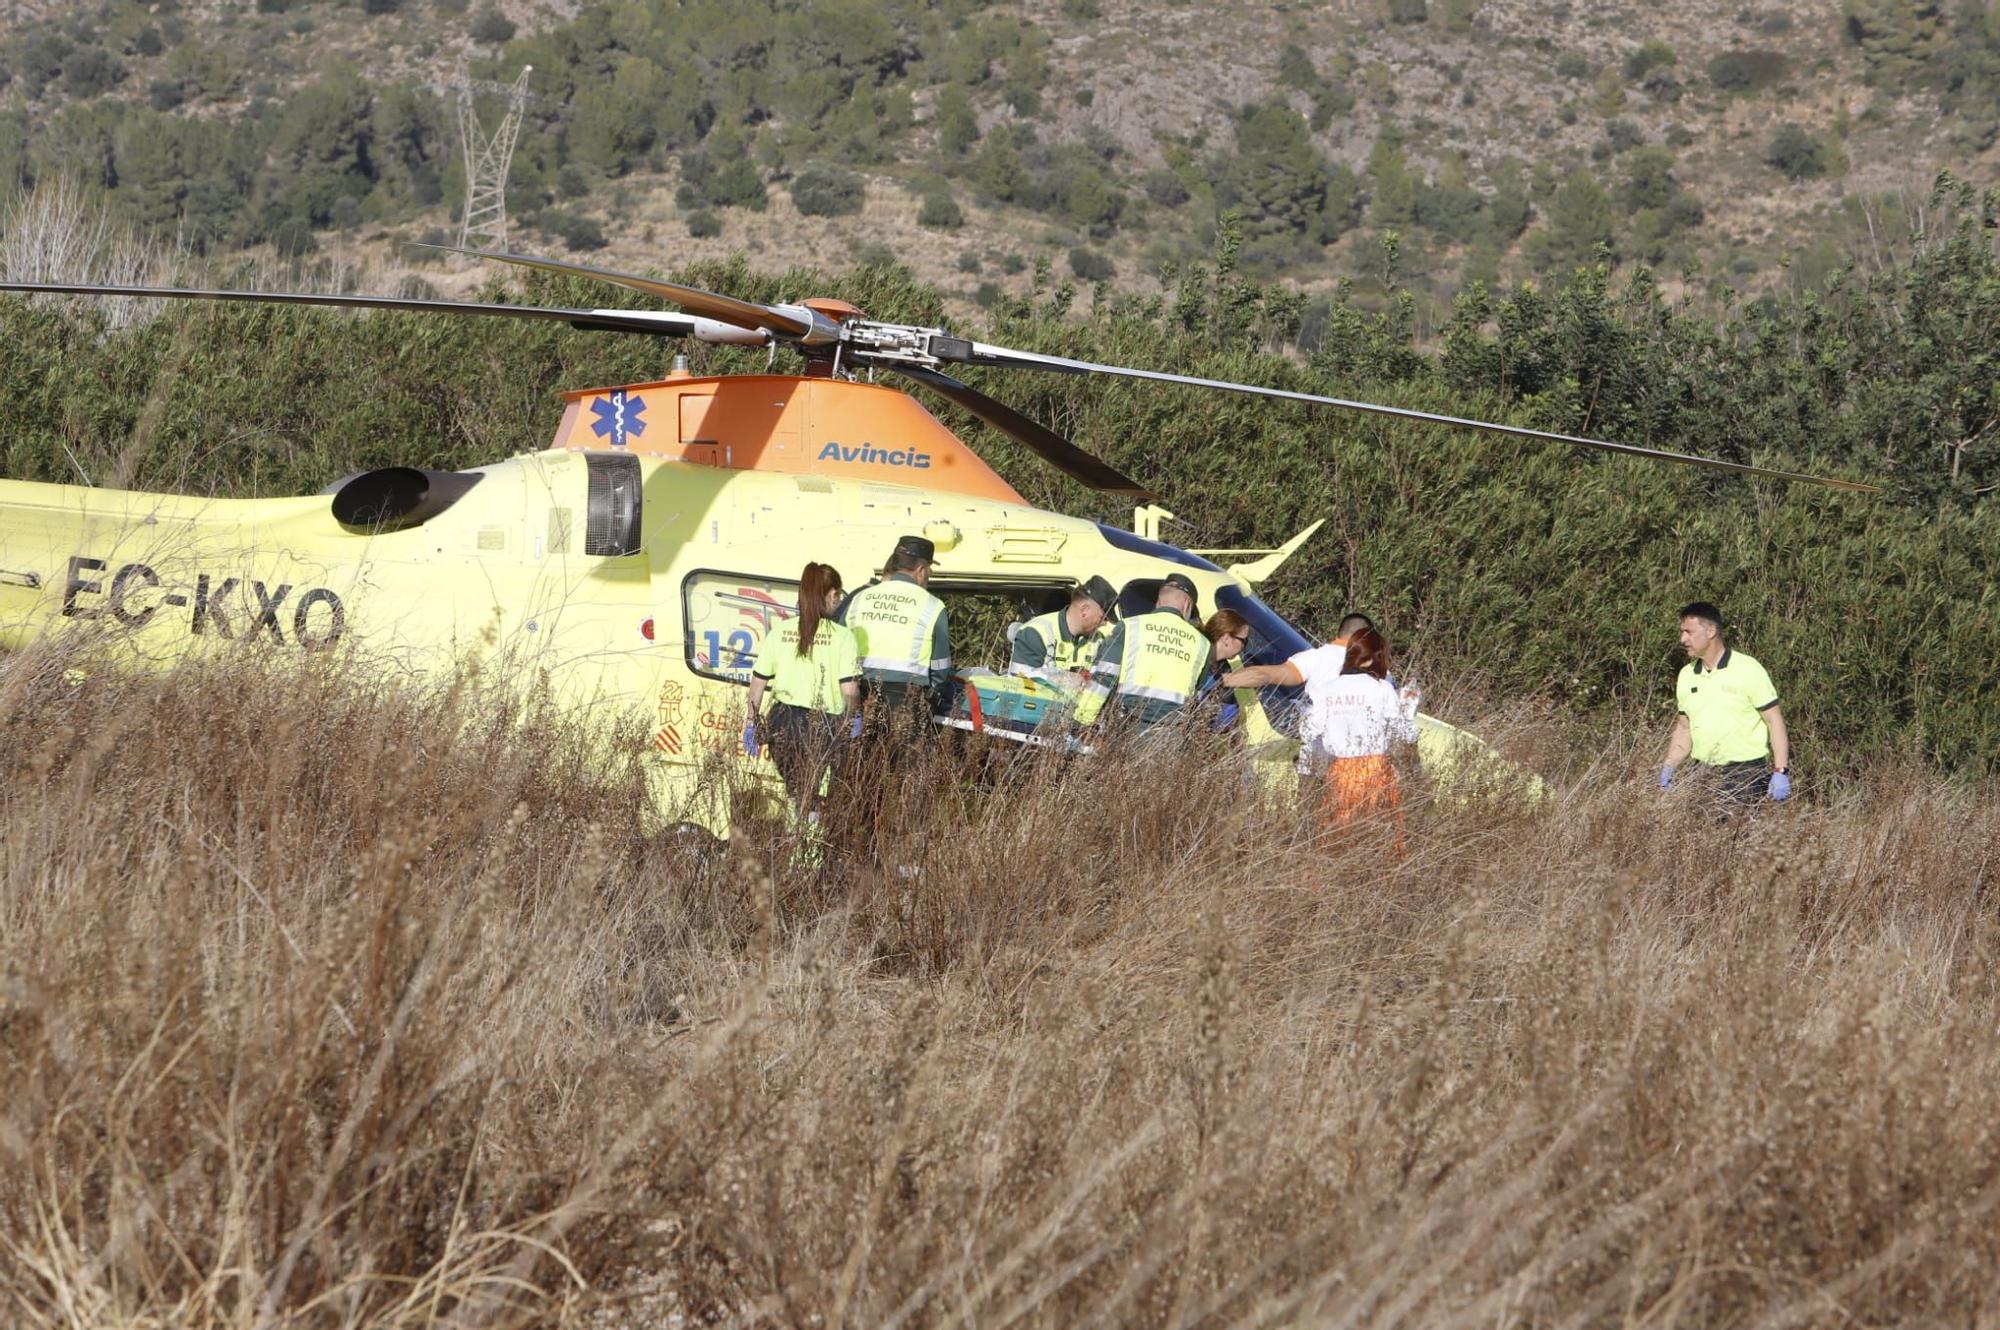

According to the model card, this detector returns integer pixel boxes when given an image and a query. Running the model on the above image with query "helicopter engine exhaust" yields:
[331,467,483,533]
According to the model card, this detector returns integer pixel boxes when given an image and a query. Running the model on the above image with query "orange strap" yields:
[961,677,985,734]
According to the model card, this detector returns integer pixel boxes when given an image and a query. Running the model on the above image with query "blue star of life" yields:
[589,391,648,447]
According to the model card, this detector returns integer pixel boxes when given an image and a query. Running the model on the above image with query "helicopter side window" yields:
[1116,577,1205,624]
[682,569,799,684]
[584,454,643,557]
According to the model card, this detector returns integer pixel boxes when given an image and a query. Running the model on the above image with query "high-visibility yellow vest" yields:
[1079,609,1208,726]
[843,575,949,692]
[1009,608,1109,676]
[752,618,860,714]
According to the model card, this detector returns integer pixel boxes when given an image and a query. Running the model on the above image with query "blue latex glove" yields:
[1659,764,1676,790]
[743,718,760,758]
[848,712,863,740]
[1770,771,1792,801]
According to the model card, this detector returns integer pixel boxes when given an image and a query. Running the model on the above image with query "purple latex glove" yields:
[743,718,760,758]
[1659,764,1676,789]
[1770,771,1792,801]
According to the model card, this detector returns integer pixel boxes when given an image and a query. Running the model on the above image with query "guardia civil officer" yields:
[1659,601,1791,804]
[839,535,952,719]
[1073,572,1210,730]
[745,561,860,820]
[1009,574,1117,679]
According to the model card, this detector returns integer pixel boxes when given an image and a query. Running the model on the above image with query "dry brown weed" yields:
[2,642,1997,1327]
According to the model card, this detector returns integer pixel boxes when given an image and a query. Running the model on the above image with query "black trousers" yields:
[764,702,845,813]
[1703,759,1770,807]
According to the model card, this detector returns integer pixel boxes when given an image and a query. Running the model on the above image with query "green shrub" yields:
[469,8,516,43]
[677,129,767,212]
[1765,123,1836,179]
[1144,169,1190,207]
[1278,44,1318,91]
[918,188,963,230]
[61,46,126,97]
[268,217,317,258]
[685,208,721,237]
[1604,117,1645,152]
[1708,48,1790,92]
[1387,0,1429,23]
[535,208,609,251]
[1623,39,1677,81]
[791,163,865,217]
[1068,245,1114,280]
[1555,52,1592,79]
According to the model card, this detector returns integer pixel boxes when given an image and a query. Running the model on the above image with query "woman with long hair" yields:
[746,562,860,823]
[1221,622,1419,841]
[1309,626,1417,837]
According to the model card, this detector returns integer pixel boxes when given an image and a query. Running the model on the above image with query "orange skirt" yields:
[1318,754,1404,848]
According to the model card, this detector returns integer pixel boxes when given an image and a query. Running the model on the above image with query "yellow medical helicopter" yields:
[0,252,1873,829]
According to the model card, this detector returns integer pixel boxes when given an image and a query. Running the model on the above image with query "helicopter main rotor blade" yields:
[943,341,1881,493]
[0,280,772,344]
[894,366,1156,499]
[420,244,840,346]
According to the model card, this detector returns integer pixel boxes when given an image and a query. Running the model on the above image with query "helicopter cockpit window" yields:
[1114,576,1206,624]
[583,454,643,557]
[1095,524,1224,572]
[682,570,799,684]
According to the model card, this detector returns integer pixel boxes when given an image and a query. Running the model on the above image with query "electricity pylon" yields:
[441,60,534,251]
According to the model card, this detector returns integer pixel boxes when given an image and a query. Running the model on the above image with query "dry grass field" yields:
[3,640,1997,1327]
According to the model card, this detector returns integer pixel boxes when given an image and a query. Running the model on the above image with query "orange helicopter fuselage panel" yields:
[551,373,1026,505]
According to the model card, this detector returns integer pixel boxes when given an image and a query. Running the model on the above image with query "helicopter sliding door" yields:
[929,576,1074,672]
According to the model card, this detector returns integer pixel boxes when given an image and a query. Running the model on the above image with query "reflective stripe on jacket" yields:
[842,574,950,692]
[1076,608,1209,726]
[1008,609,1109,676]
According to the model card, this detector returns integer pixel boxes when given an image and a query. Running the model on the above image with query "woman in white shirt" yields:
[1222,626,1418,839]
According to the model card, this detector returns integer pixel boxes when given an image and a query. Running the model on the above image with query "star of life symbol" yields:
[589,390,647,447]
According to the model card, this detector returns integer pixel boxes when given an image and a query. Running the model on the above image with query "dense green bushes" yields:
[4,192,1997,769]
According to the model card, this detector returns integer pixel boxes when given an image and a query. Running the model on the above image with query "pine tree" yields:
[935,84,979,157]
[1227,103,1330,239]
[1843,0,1945,84]
[1529,167,1616,273]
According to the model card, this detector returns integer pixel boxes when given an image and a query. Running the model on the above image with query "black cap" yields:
[1161,572,1198,600]
[891,534,936,564]
[1078,574,1117,615]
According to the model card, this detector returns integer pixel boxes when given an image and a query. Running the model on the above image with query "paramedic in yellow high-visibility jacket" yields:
[1660,600,1791,805]
[746,561,861,819]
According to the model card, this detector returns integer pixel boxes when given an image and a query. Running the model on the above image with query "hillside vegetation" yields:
[5,0,2000,305]
[4,179,1996,772]
[2,638,1998,1326]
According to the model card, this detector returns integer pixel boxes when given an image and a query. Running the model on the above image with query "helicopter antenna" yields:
[438,58,535,251]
